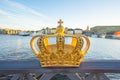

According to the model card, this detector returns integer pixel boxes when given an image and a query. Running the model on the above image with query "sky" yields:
[0,0,120,30]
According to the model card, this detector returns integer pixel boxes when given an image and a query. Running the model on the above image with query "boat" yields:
[99,34,106,38]
[91,34,98,38]
[30,31,43,37]
[19,31,30,36]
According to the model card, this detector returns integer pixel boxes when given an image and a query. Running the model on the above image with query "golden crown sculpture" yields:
[30,19,90,67]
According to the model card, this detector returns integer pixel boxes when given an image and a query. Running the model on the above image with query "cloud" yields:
[0,0,53,30]
[4,0,50,19]
[0,9,8,15]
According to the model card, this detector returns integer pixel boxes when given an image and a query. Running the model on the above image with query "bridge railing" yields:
[0,59,120,80]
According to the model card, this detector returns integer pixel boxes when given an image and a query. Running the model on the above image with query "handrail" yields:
[0,59,120,80]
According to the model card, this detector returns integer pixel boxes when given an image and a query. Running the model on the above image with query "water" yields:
[0,34,120,79]
[0,35,35,60]
[1,34,120,60]
[85,37,120,60]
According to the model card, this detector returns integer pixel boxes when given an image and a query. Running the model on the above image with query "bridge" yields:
[0,59,120,80]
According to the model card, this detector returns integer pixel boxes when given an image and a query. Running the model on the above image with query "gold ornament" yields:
[30,19,90,67]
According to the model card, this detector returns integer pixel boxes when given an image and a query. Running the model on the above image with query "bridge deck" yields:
[0,59,120,80]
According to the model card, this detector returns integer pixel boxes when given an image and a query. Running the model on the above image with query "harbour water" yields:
[0,34,120,79]
[1,34,120,60]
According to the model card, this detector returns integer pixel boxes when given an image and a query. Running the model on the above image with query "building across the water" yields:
[6,29,21,35]
[0,29,6,34]
[64,27,83,34]
[0,28,21,35]
[67,28,74,34]
[0,26,83,35]
[112,31,120,39]
[74,28,82,34]
[38,27,83,35]
[50,28,56,34]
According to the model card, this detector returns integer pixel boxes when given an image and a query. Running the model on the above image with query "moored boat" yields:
[19,31,30,36]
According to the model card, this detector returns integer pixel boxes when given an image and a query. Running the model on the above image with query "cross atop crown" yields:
[58,19,63,25]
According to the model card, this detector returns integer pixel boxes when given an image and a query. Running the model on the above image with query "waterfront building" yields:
[0,29,6,34]
[0,28,21,35]
[15,30,21,35]
[112,31,120,39]
[67,28,74,34]
[105,32,114,38]
[64,27,68,34]
[50,28,56,34]
[82,26,92,36]
[46,27,51,34]
[6,29,21,35]
[86,26,90,32]
[74,28,82,34]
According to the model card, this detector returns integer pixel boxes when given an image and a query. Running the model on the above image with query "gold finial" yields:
[58,19,63,25]
[56,19,64,34]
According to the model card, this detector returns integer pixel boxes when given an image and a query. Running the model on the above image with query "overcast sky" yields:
[0,0,120,30]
